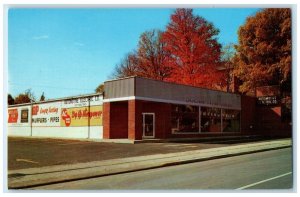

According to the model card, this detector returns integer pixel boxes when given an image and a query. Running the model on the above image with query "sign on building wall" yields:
[8,95,103,128]
[8,109,18,123]
[257,96,279,105]
[60,106,103,127]
[21,109,29,123]
[8,106,31,126]
[60,95,103,127]
[32,102,61,126]
[62,95,103,108]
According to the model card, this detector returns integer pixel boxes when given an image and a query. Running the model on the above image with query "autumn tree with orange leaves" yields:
[233,8,291,94]
[162,8,223,88]
[108,8,224,90]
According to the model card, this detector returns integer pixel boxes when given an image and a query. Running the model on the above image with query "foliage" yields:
[8,94,15,105]
[14,89,36,104]
[106,8,225,90]
[40,92,45,101]
[137,29,171,80]
[110,52,139,79]
[233,8,291,94]
[110,30,170,81]
[221,43,236,92]
[161,8,223,88]
[95,84,104,93]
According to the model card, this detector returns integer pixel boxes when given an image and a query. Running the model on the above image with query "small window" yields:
[21,109,29,123]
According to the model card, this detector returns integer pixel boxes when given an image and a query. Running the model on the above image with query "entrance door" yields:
[143,113,155,138]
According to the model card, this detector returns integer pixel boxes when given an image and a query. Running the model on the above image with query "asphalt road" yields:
[8,137,268,170]
[32,147,293,190]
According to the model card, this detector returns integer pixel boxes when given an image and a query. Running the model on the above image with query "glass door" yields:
[143,113,155,138]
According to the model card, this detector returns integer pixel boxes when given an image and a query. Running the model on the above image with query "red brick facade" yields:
[103,97,291,140]
[240,95,291,137]
[240,96,257,134]
[128,100,143,140]
[103,102,110,139]
[103,101,128,139]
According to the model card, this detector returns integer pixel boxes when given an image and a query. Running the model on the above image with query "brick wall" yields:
[103,101,128,139]
[128,100,143,140]
[141,102,172,139]
[110,102,128,138]
[256,105,291,137]
[240,95,257,134]
[103,102,110,139]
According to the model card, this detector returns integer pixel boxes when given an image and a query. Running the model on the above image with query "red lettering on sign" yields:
[8,109,18,123]
[32,105,39,115]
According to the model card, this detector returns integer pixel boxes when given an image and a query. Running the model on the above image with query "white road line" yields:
[16,159,39,164]
[236,172,292,190]
[58,142,89,145]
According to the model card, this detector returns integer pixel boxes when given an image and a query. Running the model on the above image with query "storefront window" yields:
[201,107,221,132]
[222,109,240,132]
[171,104,199,133]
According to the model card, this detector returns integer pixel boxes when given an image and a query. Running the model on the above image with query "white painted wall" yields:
[89,126,103,139]
[7,94,104,140]
[31,126,103,139]
[8,127,31,137]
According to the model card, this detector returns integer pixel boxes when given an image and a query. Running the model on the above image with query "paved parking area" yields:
[7,136,271,170]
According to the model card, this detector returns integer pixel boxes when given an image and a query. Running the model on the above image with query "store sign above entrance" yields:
[184,95,239,108]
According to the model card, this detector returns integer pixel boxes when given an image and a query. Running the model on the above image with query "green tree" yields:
[40,92,45,101]
[233,8,291,94]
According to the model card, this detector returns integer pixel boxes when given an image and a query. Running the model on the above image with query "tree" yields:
[110,30,170,81]
[110,52,139,79]
[233,8,291,94]
[8,94,15,105]
[137,29,171,80]
[220,43,236,92]
[40,92,45,101]
[95,84,104,93]
[161,8,223,88]
[14,89,36,104]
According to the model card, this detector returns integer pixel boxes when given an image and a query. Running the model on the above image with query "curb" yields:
[8,139,292,189]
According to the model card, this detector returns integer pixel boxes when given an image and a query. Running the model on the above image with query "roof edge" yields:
[8,92,103,108]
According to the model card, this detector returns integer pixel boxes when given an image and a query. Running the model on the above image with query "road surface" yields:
[32,147,293,190]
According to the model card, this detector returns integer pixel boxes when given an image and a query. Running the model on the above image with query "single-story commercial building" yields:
[7,76,291,141]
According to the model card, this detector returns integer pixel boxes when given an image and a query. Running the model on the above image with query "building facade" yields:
[7,94,103,139]
[7,76,291,141]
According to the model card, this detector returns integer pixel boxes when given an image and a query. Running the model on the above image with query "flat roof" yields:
[106,76,241,96]
[8,92,103,108]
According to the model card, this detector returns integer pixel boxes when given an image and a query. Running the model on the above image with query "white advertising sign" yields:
[62,95,103,108]
[32,102,61,126]
[8,106,31,126]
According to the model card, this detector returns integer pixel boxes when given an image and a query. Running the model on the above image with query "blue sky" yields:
[8,8,260,99]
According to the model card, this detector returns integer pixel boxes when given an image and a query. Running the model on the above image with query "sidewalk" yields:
[8,138,291,189]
